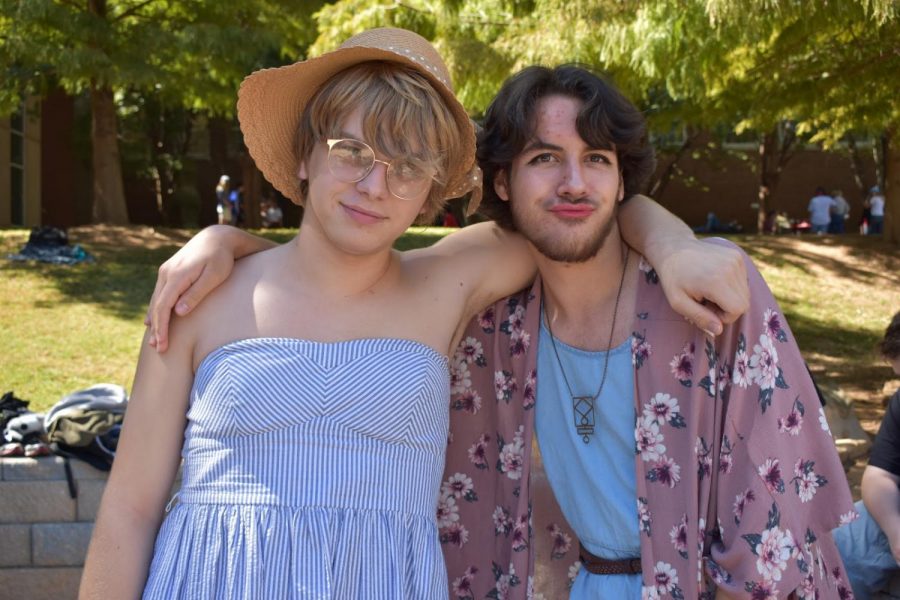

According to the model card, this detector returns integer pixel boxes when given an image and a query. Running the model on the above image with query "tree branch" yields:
[392,2,510,26]
[112,0,157,23]
[57,0,85,13]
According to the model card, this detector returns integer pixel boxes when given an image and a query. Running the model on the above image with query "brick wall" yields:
[0,457,102,598]
[0,457,179,599]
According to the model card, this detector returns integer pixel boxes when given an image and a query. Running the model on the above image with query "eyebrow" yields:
[521,139,563,154]
[521,138,615,154]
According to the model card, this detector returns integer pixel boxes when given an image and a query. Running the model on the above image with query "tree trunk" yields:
[206,116,231,225]
[757,132,775,233]
[89,85,129,224]
[240,152,262,229]
[845,134,869,200]
[208,116,229,177]
[649,130,699,198]
[756,125,796,233]
[884,127,899,244]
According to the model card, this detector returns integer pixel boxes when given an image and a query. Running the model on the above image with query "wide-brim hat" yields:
[237,27,481,215]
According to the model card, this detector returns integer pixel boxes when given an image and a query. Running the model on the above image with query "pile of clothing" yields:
[6,226,93,265]
[0,391,49,457]
[1,384,127,471]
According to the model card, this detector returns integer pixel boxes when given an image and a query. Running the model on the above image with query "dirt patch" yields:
[68,225,196,250]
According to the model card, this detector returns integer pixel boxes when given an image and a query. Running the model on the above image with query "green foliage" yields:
[0,0,321,116]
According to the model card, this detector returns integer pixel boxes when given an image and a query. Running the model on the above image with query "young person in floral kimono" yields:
[433,66,856,599]
[142,64,853,598]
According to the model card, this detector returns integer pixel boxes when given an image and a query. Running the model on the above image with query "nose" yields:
[558,159,587,199]
[356,160,390,199]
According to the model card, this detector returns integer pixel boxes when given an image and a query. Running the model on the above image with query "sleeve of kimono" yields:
[703,239,858,599]
[439,287,541,600]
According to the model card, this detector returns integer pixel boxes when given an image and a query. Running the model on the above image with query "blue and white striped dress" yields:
[142,337,450,599]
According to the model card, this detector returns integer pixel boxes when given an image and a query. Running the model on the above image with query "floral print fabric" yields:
[440,241,856,599]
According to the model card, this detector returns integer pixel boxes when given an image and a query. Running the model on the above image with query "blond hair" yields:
[296,61,463,224]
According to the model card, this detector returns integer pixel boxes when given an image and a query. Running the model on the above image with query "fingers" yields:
[714,249,750,323]
[708,286,749,325]
[145,266,168,331]
[148,264,193,353]
[669,291,723,338]
[174,267,220,318]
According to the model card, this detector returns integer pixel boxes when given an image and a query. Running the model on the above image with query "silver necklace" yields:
[542,247,630,444]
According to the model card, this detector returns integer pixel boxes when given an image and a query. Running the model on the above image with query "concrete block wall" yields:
[0,457,179,599]
[0,456,104,599]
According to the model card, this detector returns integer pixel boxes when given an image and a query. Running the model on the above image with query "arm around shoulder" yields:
[423,221,536,320]
[148,225,276,352]
[619,197,750,335]
[80,327,195,599]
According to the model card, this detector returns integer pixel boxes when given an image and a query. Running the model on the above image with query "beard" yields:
[511,198,619,263]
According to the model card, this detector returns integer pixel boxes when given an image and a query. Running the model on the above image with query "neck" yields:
[286,226,397,297]
[538,228,637,351]
[536,228,628,319]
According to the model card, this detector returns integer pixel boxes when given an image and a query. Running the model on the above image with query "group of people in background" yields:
[214,175,243,226]
[808,185,885,235]
[215,175,284,228]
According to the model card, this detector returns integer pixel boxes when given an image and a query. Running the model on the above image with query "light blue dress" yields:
[142,338,450,599]
[536,319,642,599]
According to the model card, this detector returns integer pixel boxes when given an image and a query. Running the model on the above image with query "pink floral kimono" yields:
[439,242,857,599]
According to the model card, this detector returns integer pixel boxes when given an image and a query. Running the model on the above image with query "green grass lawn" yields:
[1,226,897,420]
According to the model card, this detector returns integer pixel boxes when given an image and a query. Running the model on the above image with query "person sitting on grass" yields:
[834,310,900,600]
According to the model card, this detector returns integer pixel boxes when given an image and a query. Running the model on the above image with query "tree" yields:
[616,0,900,237]
[0,0,317,224]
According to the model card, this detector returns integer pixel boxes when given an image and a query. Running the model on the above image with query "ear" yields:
[494,170,511,202]
[617,173,625,203]
[298,160,308,181]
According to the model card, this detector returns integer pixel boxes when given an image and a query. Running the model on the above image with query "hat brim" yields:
[237,45,478,214]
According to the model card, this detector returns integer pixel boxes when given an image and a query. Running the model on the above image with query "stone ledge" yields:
[0,566,81,600]
[835,438,872,468]
[0,456,110,482]
[32,522,94,567]
[0,480,76,523]
[0,524,31,567]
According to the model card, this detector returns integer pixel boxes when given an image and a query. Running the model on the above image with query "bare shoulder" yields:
[399,222,535,339]
[403,223,533,291]
[179,246,276,369]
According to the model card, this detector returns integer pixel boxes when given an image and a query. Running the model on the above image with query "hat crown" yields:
[338,28,454,93]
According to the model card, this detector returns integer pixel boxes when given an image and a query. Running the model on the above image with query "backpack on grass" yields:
[45,384,128,472]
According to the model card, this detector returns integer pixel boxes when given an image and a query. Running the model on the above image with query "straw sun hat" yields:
[236,27,482,215]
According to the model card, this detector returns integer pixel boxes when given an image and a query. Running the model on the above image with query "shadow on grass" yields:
[3,245,178,321]
[1,226,448,321]
[733,234,899,288]
[784,303,886,390]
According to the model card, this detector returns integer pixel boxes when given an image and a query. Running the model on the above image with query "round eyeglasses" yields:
[326,138,437,200]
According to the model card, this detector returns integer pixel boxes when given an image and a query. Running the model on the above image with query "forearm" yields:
[862,466,900,538]
[200,224,276,258]
[617,194,694,268]
[80,503,161,599]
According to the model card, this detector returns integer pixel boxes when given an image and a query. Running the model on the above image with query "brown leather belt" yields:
[579,543,642,575]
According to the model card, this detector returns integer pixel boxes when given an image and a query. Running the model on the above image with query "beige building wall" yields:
[0,97,41,228]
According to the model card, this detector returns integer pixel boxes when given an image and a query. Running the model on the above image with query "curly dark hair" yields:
[476,65,656,230]
[881,311,900,359]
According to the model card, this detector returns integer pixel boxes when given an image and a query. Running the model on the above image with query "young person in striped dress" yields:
[82,29,749,600]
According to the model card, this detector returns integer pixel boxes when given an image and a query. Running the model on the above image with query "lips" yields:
[548,203,595,219]
[340,202,386,225]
